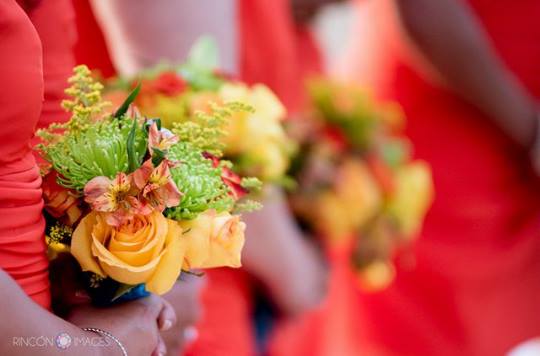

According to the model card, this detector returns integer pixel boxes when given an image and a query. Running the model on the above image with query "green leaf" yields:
[152,147,166,167]
[111,283,137,302]
[114,82,141,119]
[187,36,220,71]
[126,119,139,173]
[179,36,224,91]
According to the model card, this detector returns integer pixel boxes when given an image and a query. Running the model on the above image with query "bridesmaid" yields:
[338,0,540,355]
[0,1,175,355]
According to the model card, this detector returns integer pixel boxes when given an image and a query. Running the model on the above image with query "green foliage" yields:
[114,82,141,118]
[233,200,263,214]
[165,142,234,220]
[240,177,263,191]
[308,80,380,152]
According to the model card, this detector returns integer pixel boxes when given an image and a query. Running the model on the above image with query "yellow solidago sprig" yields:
[172,101,254,157]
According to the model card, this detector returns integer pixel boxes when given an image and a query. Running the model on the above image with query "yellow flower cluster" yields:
[294,159,382,244]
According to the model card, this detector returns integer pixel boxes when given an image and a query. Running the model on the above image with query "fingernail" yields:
[161,319,173,331]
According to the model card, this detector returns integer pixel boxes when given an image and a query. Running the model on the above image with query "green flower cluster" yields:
[41,118,147,190]
[165,141,234,220]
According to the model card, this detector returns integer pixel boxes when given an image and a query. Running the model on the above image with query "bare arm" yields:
[0,270,105,355]
[243,187,327,315]
[0,269,174,355]
[394,0,537,147]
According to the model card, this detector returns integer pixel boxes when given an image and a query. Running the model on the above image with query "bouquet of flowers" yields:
[288,78,434,291]
[37,65,260,305]
[106,37,295,185]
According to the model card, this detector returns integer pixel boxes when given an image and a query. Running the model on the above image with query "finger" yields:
[151,335,167,356]
[158,298,177,331]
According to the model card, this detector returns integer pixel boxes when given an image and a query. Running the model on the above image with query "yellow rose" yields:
[293,159,382,243]
[315,191,357,242]
[219,83,289,159]
[244,142,290,181]
[71,211,186,295]
[336,160,382,229]
[388,161,434,237]
[180,210,246,269]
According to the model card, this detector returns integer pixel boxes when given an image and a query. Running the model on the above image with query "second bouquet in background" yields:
[106,37,295,187]
[288,78,434,291]
[38,65,260,305]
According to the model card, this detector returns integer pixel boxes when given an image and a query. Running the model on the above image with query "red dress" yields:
[29,0,76,153]
[335,1,540,355]
[30,0,76,132]
[0,0,50,309]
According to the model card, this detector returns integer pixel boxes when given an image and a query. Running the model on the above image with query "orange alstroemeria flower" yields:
[84,173,150,227]
[148,121,178,155]
[42,171,83,226]
[131,159,182,211]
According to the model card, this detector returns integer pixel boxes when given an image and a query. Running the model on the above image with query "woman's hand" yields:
[67,295,176,356]
[160,275,205,355]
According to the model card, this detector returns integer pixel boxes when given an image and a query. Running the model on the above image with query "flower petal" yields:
[71,212,106,277]
[146,219,186,295]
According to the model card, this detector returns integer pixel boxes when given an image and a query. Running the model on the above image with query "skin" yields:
[243,188,328,316]
[161,275,205,354]
[392,0,538,149]
[0,269,176,356]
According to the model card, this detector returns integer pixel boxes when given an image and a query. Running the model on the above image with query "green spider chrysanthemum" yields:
[165,141,235,220]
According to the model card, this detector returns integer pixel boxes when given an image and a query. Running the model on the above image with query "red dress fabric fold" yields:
[269,240,371,356]
[185,268,255,356]
[0,0,50,309]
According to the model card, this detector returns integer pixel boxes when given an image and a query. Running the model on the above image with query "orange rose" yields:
[71,211,186,295]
